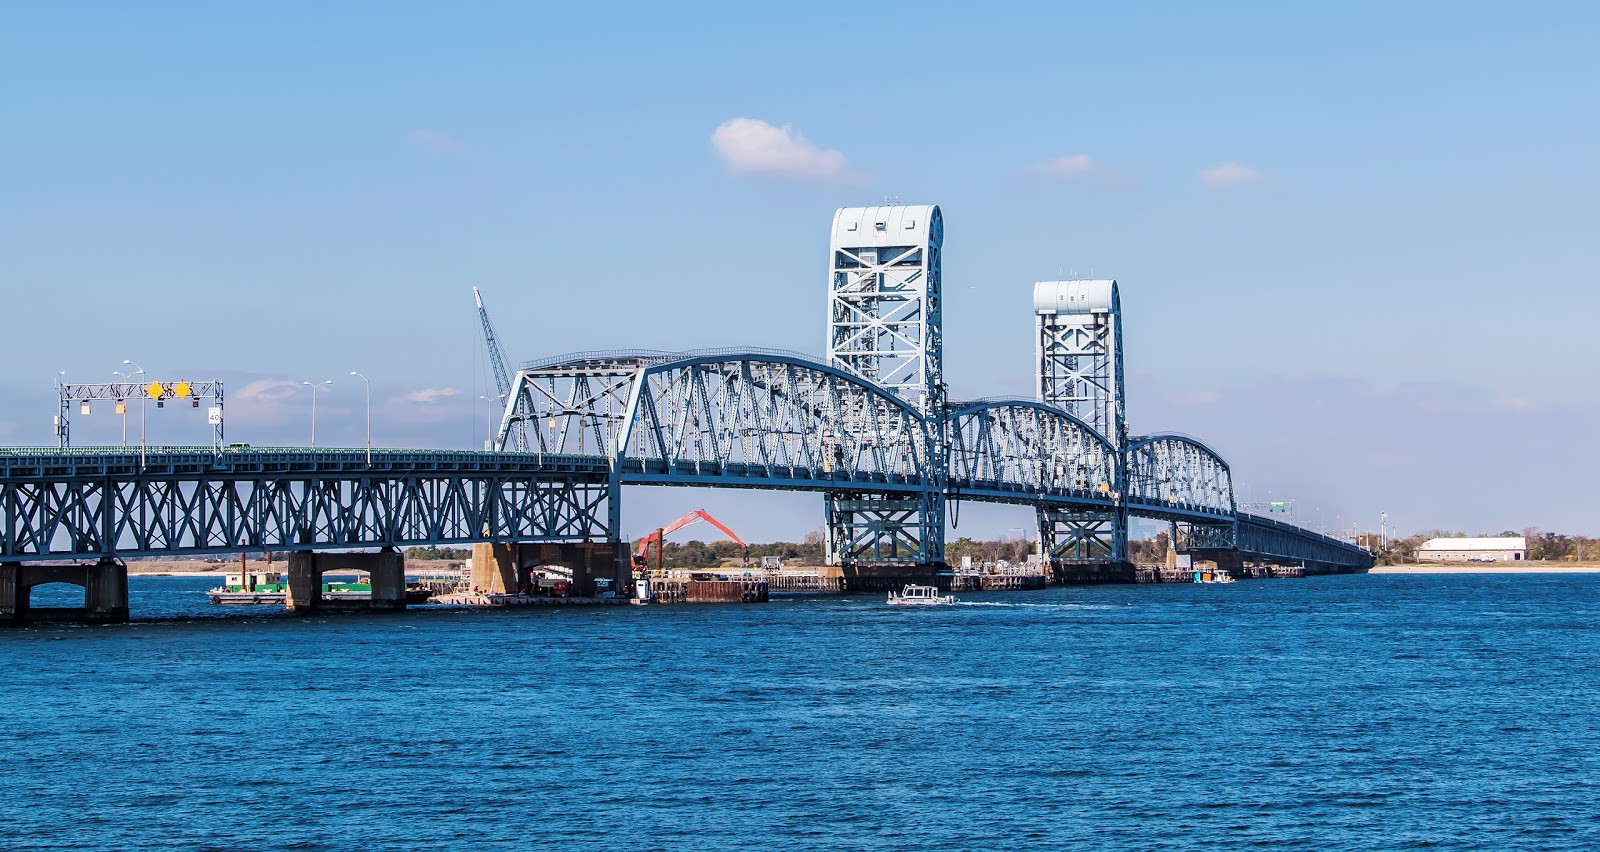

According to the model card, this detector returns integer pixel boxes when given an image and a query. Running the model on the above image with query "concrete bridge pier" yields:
[471,541,625,596]
[1047,559,1137,584]
[0,558,129,625]
[824,562,942,593]
[286,548,406,612]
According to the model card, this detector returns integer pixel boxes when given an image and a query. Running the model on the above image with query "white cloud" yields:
[710,118,855,182]
[1024,154,1134,189]
[236,379,303,403]
[409,129,465,153]
[1198,162,1267,188]
[402,387,461,404]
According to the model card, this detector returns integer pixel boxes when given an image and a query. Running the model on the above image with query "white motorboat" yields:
[887,585,956,606]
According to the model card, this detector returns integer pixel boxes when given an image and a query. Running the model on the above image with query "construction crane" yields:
[473,286,528,451]
[632,510,748,574]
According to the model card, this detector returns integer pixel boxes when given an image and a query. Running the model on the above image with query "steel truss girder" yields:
[825,491,943,565]
[1038,506,1126,562]
[947,399,1117,505]
[1037,307,1122,444]
[1125,434,1235,521]
[1174,520,1238,550]
[505,351,932,490]
[827,206,943,419]
[1236,513,1373,567]
[0,449,611,559]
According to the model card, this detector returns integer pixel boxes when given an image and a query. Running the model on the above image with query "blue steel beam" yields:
[0,447,612,560]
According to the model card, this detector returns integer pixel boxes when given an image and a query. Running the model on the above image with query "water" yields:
[4,574,1599,850]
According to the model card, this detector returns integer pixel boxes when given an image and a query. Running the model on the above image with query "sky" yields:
[2,1,1597,542]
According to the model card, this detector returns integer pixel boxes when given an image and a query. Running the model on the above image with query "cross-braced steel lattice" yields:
[1033,280,1127,561]
[503,348,937,565]
[1125,435,1235,521]
[57,381,225,451]
[0,448,612,559]
[825,205,946,566]
[946,399,1116,505]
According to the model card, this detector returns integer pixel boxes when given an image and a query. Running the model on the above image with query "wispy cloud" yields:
[236,379,304,403]
[1198,162,1267,188]
[710,118,858,182]
[402,387,461,404]
[1024,154,1135,189]
[409,129,466,153]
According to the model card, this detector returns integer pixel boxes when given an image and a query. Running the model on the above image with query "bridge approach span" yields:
[0,447,612,560]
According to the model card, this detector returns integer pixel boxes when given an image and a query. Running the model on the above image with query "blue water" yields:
[4,574,1599,850]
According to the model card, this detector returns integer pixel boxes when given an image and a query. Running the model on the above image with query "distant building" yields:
[1415,537,1527,563]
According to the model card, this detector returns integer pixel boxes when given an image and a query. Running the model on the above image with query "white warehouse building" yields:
[1416,536,1527,563]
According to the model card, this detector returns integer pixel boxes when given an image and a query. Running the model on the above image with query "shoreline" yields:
[1372,564,1600,574]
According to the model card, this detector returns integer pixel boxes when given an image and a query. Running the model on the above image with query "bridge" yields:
[2,203,1369,622]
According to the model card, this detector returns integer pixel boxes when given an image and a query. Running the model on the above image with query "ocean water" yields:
[3,573,1599,850]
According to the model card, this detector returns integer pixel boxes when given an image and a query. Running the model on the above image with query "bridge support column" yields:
[1038,508,1126,562]
[472,542,625,596]
[0,560,129,624]
[825,491,945,590]
[0,563,20,624]
[286,550,406,612]
[471,543,518,594]
[85,558,130,623]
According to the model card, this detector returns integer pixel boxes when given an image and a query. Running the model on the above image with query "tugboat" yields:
[207,570,289,605]
[887,584,956,606]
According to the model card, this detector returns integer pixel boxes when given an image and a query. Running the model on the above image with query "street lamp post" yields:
[479,396,498,451]
[351,372,371,464]
[111,369,139,446]
[303,381,332,447]
[122,360,147,465]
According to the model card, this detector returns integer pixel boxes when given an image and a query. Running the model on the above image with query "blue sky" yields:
[3,1,1596,541]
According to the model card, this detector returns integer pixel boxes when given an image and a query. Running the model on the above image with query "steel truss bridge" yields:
[7,204,1369,574]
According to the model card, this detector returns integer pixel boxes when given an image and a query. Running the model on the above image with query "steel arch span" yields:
[946,399,1117,508]
[1125,434,1235,524]
[503,349,932,493]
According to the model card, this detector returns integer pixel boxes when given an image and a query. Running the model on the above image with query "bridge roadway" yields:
[1,438,1367,570]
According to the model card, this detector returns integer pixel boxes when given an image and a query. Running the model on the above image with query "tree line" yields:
[1379,528,1598,564]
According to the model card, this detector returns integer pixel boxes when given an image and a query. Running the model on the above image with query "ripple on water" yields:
[4,574,1600,849]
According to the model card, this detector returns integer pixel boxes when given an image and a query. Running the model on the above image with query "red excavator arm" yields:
[633,509,747,559]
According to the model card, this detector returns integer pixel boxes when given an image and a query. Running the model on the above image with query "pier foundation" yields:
[286,548,406,612]
[0,558,129,625]
[471,541,625,596]
[826,563,941,593]
[1047,560,1137,584]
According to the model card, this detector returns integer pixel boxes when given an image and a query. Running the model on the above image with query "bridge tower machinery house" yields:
[824,204,946,569]
[1033,279,1128,562]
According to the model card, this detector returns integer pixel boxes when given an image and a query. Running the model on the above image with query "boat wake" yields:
[952,601,1115,610]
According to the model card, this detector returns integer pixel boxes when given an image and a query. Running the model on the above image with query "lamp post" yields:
[351,372,371,464]
[122,360,147,465]
[111,369,138,446]
[303,380,332,447]
[479,396,497,451]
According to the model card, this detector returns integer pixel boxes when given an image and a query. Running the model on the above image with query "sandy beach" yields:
[1371,562,1600,574]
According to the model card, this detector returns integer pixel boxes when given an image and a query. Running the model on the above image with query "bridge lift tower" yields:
[824,204,946,569]
[1034,279,1128,562]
